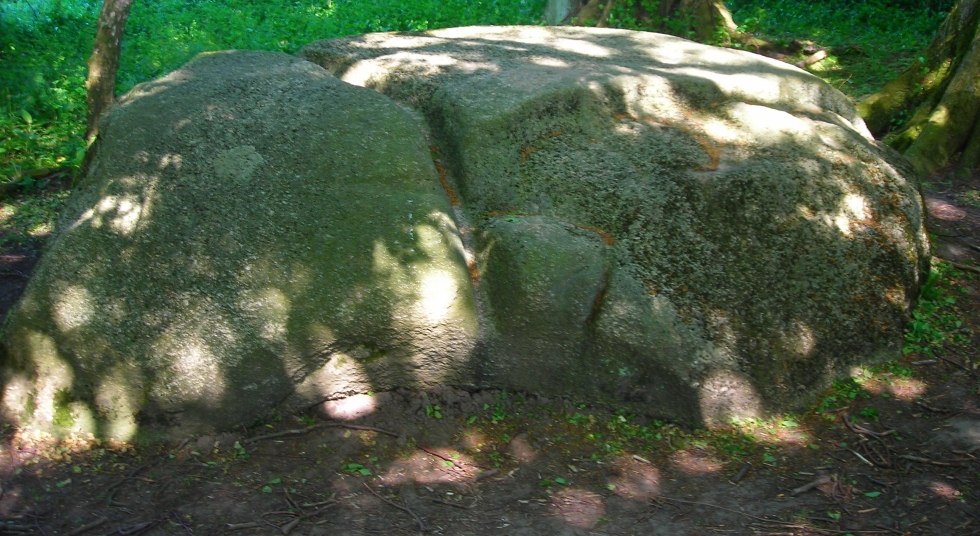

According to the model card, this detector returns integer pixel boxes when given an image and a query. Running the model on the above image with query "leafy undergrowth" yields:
[727,0,951,99]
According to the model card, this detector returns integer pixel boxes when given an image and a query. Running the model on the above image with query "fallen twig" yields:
[418,445,465,470]
[431,498,474,509]
[898,454,958,466]
[225,521,263,531]
[914,400,953,413]
[363,482,426,533]
[797,49,829,68]
[104,461,157,505]
[940,258,980,274]
[67,517,107,536]
[848,448,876,467]
[475,468,499,481]
[937,354,974,374]
[657,497,889,534]
[791,474,832,496]
[729,462,751,484]
[109,519,160,536]
[842,418,896,439]
[243,422,398,444]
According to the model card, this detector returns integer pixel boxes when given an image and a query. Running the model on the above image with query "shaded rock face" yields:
[0,51,477,438]
[302,26,929,423]
[1,27,928,438]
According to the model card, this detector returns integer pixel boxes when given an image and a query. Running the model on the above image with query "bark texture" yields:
[858,0,980,176]
[666,0,738,41]
[569,0,739,41]
[85,0,134,143]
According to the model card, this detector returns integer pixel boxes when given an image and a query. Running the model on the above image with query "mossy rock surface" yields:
[303,26,929,423]
[1,28,929,439]
[1,51,477,438]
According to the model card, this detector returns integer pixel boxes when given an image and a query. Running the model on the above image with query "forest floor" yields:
[0,174,977,535]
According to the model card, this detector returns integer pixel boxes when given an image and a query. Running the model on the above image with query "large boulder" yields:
[0,51,478,438]
[301,26,929,423]
[1,27,929,439]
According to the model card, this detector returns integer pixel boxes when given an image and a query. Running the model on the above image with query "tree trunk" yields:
[545,0,581,25]
[85,0,134,143]
[858,0,980,176]
[569,0,752,45]
[662,0,738,42]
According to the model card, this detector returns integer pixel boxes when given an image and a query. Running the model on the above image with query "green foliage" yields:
[817,377,867,412]
[1,1,92,182]
[955,189,980,208]
[858,406,880,421]
[903,261,968,357]
[343,462,372,476]
[0,0,546,182]
[425,403,443,420]
[727,0,949,98]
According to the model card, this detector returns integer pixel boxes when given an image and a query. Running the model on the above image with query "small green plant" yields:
[296,414,318,427]
[817,377,867,413]
[538,476,569,488]
[344,463,372,476]
[567,412,591,426]
[232,441,248,459]
[955,190,980,207]
[778,417,798,429]
[904,262,967,357]
[858,406,879,422]
[486,392,509,423]
[425,403,443,420]
[261,477,282,493]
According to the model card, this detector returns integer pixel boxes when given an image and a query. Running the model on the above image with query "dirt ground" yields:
[0,177,977,536]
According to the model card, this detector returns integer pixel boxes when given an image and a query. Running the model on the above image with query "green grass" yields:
[903,260,970,357]
[727,0,951,98]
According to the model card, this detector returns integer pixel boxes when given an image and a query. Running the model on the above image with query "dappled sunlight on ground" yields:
[725,415,815,448]
[859,375,929,401]
[927,480,964,501]
[607,454,661,500]
[506,432,537,463]
[382,448,480,485]
[669,448,724,475]
[549,487,605,528]
[322,394,379,421]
